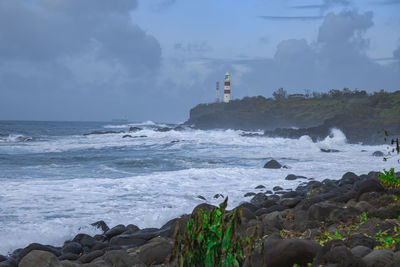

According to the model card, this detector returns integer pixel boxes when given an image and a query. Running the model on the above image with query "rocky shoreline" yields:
[1,165,400,267]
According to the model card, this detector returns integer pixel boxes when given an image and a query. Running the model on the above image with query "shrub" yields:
[170,198,256,267]
[378,168,400,189]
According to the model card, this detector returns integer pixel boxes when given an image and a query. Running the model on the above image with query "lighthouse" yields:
[223,72,231,103]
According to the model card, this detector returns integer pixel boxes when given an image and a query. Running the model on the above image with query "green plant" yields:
[360,212,368,224]
[171,198,256,267]
[313,230,342,246]
[375,226,400,250]
[378,168,400,189]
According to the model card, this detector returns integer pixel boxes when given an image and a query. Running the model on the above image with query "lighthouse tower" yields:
[223,72,231,103]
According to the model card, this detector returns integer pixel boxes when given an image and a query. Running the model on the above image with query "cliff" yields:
[185,90,400,144]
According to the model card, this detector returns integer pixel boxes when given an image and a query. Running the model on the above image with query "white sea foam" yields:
[0,126,397,254]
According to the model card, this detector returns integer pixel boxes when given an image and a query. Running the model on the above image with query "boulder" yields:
[285,174,298,180]
[255,185,265,189]
[339,172,359,186]
[244,192,256,197]
[19,250,62,267]
[237,202,258,212]
[313,240,366,267]
[320,148,340,153]
[91,221,109,233]
[261,211,283,230]
[123,224,140,234]
[363,249,394,267]
[16,243,61,264]
[0,256,7,263]
[351,246,372,258]
[345,234,377,249]
[58,253,80,261]
[62,242,83,255]
[273,186,283,191]
[263,160,282,169]
[191,203,216,216]
[78,250,105,264]
[257,239,321,267]
[138,238,172,266]
[372,151,384,157]
[155,127,172,132]
[356,179,385,201]
[250,193,268,207]
[73,234,98,249]
[109,234,147,248]
[307,201,341,221]
[279,198,301,208]
[368,204,400,219]
[105,224,126,239]
[103,250,145,267]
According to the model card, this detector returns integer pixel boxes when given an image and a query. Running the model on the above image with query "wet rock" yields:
[354,201,373,212]
[239,207,256,221]
[155,127,172,132]
[329,207,361,222]
[109,234,146,248]
[281,191,299,199]
[62,242,83,255]
[285,174,304,180]
[307,201,341,221]
[213,193,224,199]
[339,172,359,186]
[78,250,105,264]
[103,250,145,267]
[363,249,394,267]
[123,224,140,234]
[356,179,385,201]
[265,190,273,194]
[19,250,61,267]
[16,243,61,264]
[273,186,283,191]
[264,160,282,169]
[372,151,384,157]
[122,134,132,138]
[250,193,268,206]
[313,240,366,267]
[191,203,216,216]
[73,234,98,249]
[105,224,126,239]
[138,238,172,266]
[368,204,400,219]
[196,195,206,201]
[261,211,283,230]
[59,253,80,261]
[91,221,109,233]
[345,234,377,249]
[259,239,321,267]
[244,192,256,197]
[237,202,258,212]
[320,148,340,153]
[351,246,372,258]
[255,185,265,189]
[129,127,142,132]
[279,198,301,208]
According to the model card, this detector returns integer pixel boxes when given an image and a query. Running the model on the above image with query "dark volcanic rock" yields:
[155,127,172,132]
[368,204,400,219]
[250,193,268,206]
[363,249,394,267]
[62,242,83,255]
[58,252,80,261]
[16,243,61,264]
[78,249,105,263]
[192,203,216,215]
[251,239,321,267]
[244,192,256,197]
[129,126,142,132]
[138,238,172,266]
[313,240,366,267]
[19,250,61,267]
[285,174,298,180]
[255,185,265,189]
[339,172,360,186]
[91,220,109,233]
[356,179,385,201]
[345,234,377,249]
[372,151,384,157]
[72,234,98,249]
[0,256,6,263]
[237,202,258,212]
[197,195,206,201]
[320,148,340,153]
[105,224,126,239]
[264,160,282,169]
[351,246,372,258]
[122,134,133,138]
[273,186,283,191]
[103,250,145,267]
[307,201,341,221]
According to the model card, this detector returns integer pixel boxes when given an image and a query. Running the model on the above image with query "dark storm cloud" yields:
[0,0,162,121]
[259,15,324,21]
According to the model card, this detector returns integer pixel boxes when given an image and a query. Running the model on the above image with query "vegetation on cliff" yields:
[186,88,400,144]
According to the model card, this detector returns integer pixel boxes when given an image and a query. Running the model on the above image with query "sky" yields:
[0,0,399,122]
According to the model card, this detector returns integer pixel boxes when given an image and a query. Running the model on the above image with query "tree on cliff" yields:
[273,88,287,100]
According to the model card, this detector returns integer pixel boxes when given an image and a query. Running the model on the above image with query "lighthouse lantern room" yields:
[223,72,231,103]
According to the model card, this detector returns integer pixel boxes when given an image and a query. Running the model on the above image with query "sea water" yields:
[0,120,397,255]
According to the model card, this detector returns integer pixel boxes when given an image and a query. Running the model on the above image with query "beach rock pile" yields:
[1,171,399,266]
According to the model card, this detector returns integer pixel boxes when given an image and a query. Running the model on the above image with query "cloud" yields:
[229,10,399,96]
[259,15,324,21]
[148,0,176,12]
[292,0,351,13]
[394,45,400,62]
[0,0,163,121]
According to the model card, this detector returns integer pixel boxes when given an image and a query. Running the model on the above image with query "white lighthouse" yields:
[223,72,231,103]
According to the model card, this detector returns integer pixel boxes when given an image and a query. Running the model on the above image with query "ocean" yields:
[0,120,396,255]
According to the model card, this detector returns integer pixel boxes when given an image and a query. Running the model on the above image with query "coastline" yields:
[2,168,400,267]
